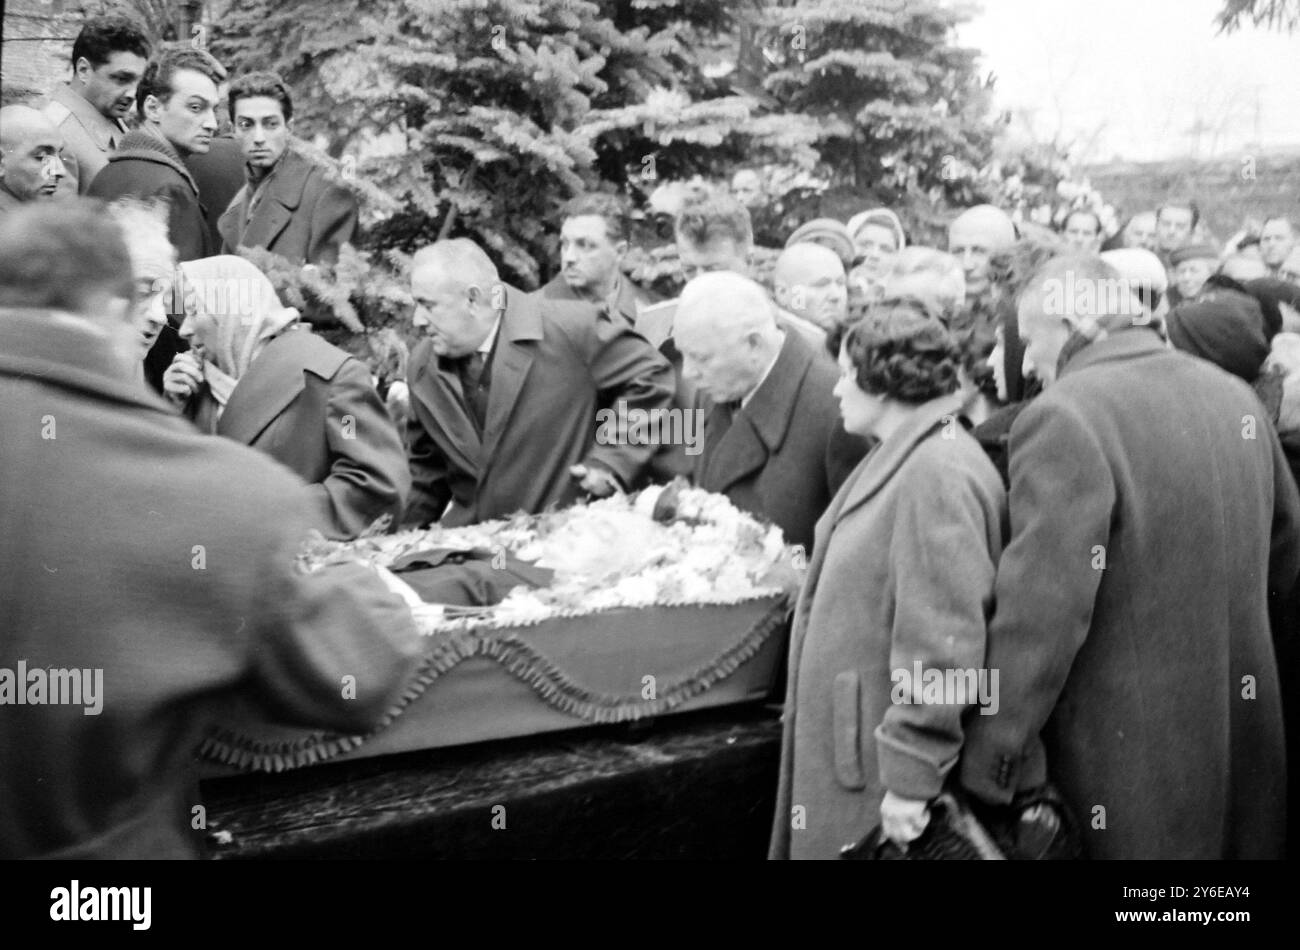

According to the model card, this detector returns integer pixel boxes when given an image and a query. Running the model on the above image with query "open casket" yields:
[199,485,800,774]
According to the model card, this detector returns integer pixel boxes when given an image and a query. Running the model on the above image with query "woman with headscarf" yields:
[162,255,410,540]
[846,208,906,311]
[769,298,1006,859]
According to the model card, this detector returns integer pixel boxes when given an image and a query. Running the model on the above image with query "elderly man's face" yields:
[410,264,496,358]
[1157,207,1195,251]
[133,270,173,356]
[675,308,766,404]
[1261,219,1296,269]
[677,235,748,282]
[948,222,998,301]
[1174,257,1214,300]
[559,214,624,298]
[1018,293,1070,388]
[0,127,67,201]
[781,256,847,331]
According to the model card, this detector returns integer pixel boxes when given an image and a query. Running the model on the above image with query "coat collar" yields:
[48,84,127,151]
[832,391,965,525]
[409,285,544,480]
[222,150,318,251]
[0,307,173,416]
[109,129,200,195]
[215,329,349,445]
[1057,325,1167,380]
[698,329,812,492]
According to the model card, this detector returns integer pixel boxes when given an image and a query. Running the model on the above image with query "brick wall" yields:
[1,0,97,104]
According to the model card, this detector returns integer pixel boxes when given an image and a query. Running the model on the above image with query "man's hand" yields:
[569,463,621,498]
[880,790,931,846]
[162,352,203,407]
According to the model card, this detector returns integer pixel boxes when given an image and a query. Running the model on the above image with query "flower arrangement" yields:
[299,485,804,635]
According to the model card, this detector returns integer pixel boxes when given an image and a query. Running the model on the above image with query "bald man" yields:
[0,106,70,212]
[677,272,869,553]
[947,204,1017,305]
[403,238,675,526]
[961,255,1299,859]
[772,242,848,334]
[1122,211,1157,252]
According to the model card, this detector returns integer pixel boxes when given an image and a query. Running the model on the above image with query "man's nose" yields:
[412,307,428,328]
[202,109,218,133]
[561,246,578,266]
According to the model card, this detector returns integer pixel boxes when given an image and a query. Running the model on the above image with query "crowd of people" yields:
[3,12,1300,861]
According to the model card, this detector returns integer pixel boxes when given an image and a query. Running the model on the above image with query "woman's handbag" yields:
[839,784,1083,860]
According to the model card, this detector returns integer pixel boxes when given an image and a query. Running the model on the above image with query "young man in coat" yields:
[218,71,358,267]
[88,47,226,393]
[960,255,1300,859]
[674,272,870,555]
[0,203,426,859]
[402,239,676,527]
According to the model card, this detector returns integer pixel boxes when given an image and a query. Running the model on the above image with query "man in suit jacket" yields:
[961,256,1300,859]
[403,239,676,527]
[88,48,225,395]
[676,272,870,554]
[0,202,425,859]
[218,72,358,266]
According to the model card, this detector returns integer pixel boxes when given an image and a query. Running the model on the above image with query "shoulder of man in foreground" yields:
[113,404,425,734]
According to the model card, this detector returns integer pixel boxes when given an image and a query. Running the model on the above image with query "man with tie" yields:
[674,272,870,553]
[402,239,676,527]
[42,14,151,195]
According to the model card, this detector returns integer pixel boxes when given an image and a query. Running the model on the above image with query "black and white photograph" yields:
[1,0,1296,927]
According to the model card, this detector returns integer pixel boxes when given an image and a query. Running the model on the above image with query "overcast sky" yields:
[956,0,1300,163]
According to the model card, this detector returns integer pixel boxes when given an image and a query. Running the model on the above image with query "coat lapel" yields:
[215,334,309,445]
[410,341,483,478]
[700,331,809,493]
[479,287,541,471]
[833,393,964,525]
[237,151,311,251]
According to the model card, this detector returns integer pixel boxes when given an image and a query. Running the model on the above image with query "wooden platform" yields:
[200,705,784,859]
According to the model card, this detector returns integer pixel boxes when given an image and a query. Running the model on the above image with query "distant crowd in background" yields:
[3,12,1300,863]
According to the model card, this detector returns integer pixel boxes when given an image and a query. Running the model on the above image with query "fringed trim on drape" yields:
[199,598,791,773]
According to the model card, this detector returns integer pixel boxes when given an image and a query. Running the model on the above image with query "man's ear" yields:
[614,239,628,260]
[141,93,164,124]
[74,57,93,82]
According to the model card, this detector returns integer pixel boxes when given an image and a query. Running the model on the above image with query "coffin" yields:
[199,485,799,774]
[200,596,789,773]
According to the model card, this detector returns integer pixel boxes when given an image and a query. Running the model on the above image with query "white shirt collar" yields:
[479,313,503,354]
[740,332,784,409]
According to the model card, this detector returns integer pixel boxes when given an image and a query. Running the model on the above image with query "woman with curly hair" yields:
[769,297,1007,859]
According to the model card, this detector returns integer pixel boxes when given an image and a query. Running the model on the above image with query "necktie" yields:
[458,351,490,430]
[703,399,742,477]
